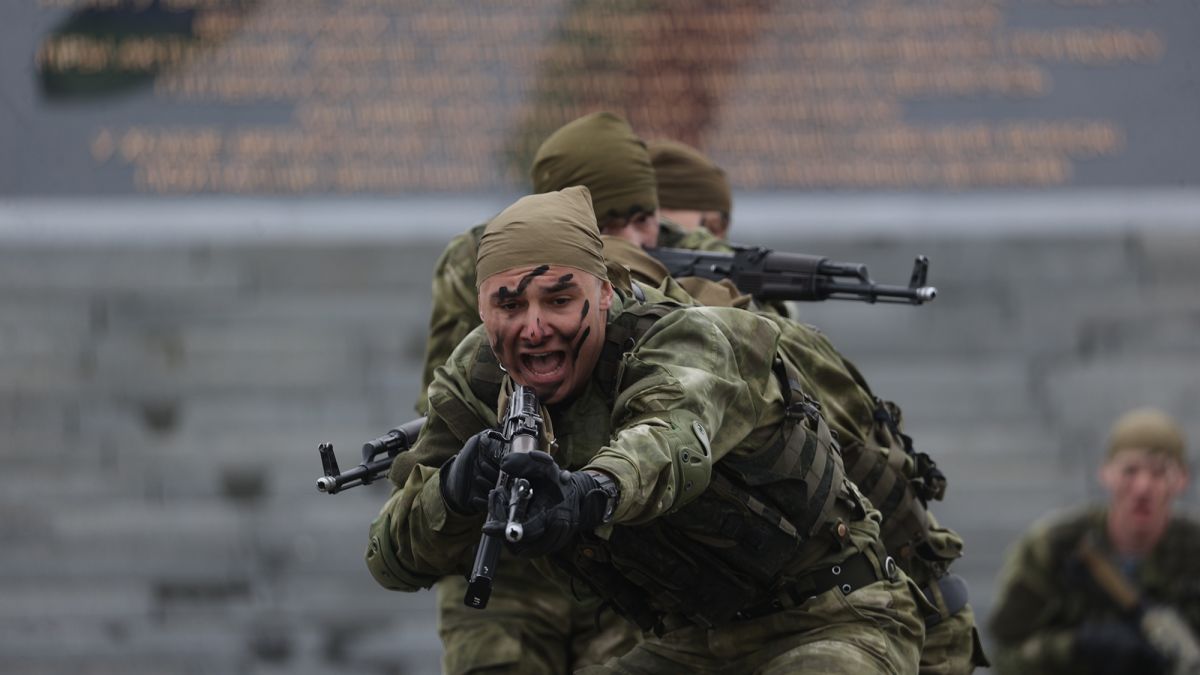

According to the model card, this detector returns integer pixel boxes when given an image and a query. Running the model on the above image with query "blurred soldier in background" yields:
[648,139,733,240]
[531,113,727,253]
[989,407,1200,675]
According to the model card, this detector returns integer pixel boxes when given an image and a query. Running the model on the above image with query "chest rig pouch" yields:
[832,355,948,565]
[561,335,857,632]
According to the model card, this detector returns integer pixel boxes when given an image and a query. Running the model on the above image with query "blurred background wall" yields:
[2,1,1198,674]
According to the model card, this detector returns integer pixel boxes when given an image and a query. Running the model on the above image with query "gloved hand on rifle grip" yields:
[438,430,503,516]
[1073,618,1169,675]
[483,450,612,557]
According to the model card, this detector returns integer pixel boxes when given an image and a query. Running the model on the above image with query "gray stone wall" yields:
[2,224,1197,674]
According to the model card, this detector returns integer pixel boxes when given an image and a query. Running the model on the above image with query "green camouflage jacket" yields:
[368,293,874,594]
[989,506,1200,674]
[656,217,731,251]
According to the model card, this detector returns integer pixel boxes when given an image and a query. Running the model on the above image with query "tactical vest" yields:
[465,297,859,631]
[775,322,951,570]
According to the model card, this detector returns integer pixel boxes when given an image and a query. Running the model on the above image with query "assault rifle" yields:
[648,246,938,305]
[313,388,542,608]
[315,418,425,494]
[465,384,544,610]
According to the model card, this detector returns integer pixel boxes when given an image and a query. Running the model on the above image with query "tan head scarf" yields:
[531,112,658,221]
[1106,407,1187,464]
[649,139,732,214]
[476,186,608,287]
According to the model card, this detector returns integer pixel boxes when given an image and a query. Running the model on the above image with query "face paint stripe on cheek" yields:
[580,299,590,321]
[572,325,590,363]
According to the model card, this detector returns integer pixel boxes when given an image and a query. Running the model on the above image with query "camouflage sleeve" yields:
[656,219,734,253]
[672,226,733,252]
[365,462,484,592]
[989,523,1084,675]
[417,229,483,415]
[369,333,497,592]
[583,307,785,525]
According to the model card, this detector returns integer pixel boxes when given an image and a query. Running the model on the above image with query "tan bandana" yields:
[649,139,732,214]
[476,186,608,287]
[531,112,658,221]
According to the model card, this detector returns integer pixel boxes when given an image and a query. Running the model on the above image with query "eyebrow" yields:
[489,277,580,303]
[490,286,523,303]
[545,278,580,293]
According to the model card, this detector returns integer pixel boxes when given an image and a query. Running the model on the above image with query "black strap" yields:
[733,550,886,621]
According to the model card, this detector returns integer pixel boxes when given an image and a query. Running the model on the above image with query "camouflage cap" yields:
[476,186,608,288]
[1106,407,1187,464]
[531,112,658,221]
[648,139,731,215]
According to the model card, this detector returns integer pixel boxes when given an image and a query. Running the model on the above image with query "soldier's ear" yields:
[598,280,614,311]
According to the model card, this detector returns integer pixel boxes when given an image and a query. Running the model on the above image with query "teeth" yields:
[523,351,565,375]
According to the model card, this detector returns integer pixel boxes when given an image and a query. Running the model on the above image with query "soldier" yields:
[602,236,988,675]
[368,186,926,673]
[989,407,1200,675]
[407,112,722,674]
[531,113,728,253]
[648,139,733,240]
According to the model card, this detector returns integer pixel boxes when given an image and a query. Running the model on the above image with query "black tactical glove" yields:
[438,430,503,516]
[1074,618,1170,675]
[482,450,613,557]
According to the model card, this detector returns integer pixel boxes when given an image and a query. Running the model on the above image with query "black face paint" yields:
[497,286,519,300]
[516,265,550,294]
[571,326,591,363]
[579,299,590,321]
[546,273,576,294]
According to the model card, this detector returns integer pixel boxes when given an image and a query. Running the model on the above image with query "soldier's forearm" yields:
[366,465,482,591]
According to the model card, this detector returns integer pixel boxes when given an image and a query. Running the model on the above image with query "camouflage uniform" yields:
[989,507,1200,675]
[418,224,486,416]
[603,239,986,674]
[655,217,728,252]
[412,221,642,674]
[372,293,926,674]
[779,321,986,674]
[410,215,732,674]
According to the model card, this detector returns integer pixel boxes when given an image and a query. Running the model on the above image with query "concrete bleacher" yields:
[1,200,1197,674]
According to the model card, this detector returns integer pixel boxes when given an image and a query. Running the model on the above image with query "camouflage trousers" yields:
[920,604,987,675]
[576,577,925,675]
[437,558,642,675]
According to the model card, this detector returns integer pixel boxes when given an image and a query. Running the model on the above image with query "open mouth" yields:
[520,350,567,380]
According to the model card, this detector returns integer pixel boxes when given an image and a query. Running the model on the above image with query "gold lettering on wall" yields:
[37,0,1160,192]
